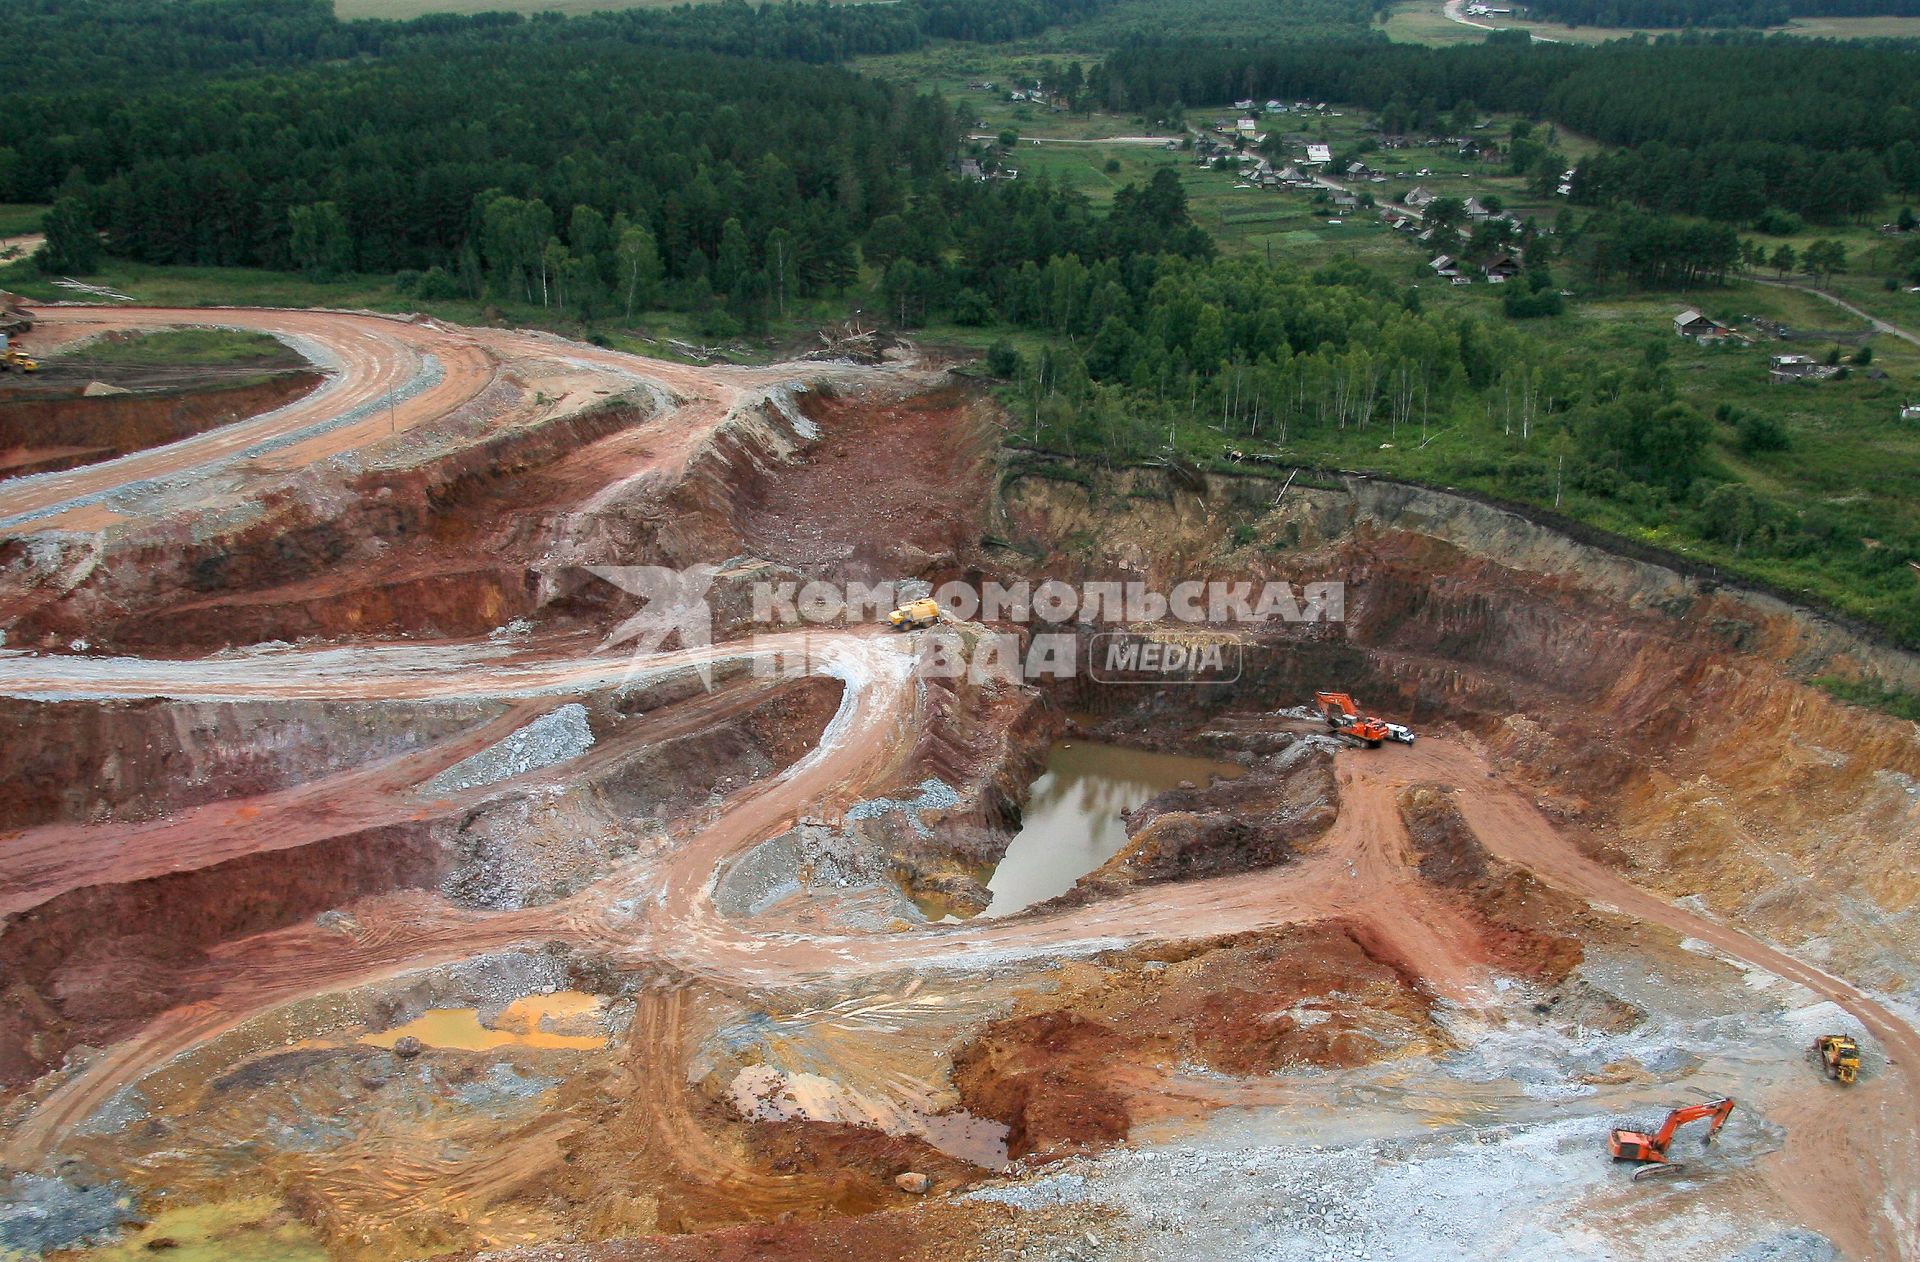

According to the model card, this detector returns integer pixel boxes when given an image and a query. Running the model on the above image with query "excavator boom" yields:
[1312,692,1409,748]
[1313,691,1360,721]
[1608,1096,1735,1169]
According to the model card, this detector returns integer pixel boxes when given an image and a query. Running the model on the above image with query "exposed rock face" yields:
[0,373,320,481]
[1397,782,1587,985]
[951,923,1442,1161]
[0,819,448,1089]
[1041,740,1338,908]
[995,462,1920,990]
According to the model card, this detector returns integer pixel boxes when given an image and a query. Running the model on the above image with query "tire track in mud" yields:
[1454,781,1920,1258]
[0,306,865,536]
[0,308,494,532]
[2,308,1914,1256]
[0,631,917,1168]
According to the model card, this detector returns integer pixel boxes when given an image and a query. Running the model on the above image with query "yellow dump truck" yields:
[0,346,38,374]
[1815,1034,1861,1084]
[887,597,940,630]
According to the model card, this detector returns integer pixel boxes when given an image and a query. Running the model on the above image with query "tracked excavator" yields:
[1608,1096,1735,1179]
[1313,691,1413,748]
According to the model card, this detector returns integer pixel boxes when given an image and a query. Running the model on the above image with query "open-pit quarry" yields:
[0,304,1916,1262]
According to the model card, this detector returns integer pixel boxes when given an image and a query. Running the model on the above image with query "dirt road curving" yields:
[6,629,1915,1257]
[1,306,1913,1258]
[1750,275,1920,350]
[0,308,496,532]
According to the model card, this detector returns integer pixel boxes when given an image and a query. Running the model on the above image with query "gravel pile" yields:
[714,819,898,918]
[425,703,594,795]
[847,777,962,839]
[965,1111,1824,1262]
[0,1174,140,1256]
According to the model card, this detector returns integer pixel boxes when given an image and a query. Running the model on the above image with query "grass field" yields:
[888,57,1920,643]
[334,0,872,19]
[1382,0,1920,43]
[0,257,886,369]
[1033,276,1920,643]
[70,328,297,367]
[0,204,48,240]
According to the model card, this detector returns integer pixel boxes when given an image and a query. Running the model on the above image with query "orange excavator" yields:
[1313,691,1411,748]
[1608,1096,1735,1179]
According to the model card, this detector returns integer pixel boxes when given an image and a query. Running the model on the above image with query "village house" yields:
[1305,143,1332,165]
[1403,185,1435,209]
[1770,354,1837,383]
[1482,253,1523,283]
[1673,308,1734,342]
[1462,197,1493,222]
[1429,254,1460,277]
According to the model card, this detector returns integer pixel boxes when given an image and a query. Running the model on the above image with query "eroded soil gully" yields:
[0,307,1915,1258]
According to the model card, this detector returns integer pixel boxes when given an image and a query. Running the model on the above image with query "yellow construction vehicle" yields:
[1815,1034,1861,1084]
[887,597,940,630]
[0,345,37,374]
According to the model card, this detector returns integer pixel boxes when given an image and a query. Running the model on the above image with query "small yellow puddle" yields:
[359,992,607,1052]
[70,1195,326,1261]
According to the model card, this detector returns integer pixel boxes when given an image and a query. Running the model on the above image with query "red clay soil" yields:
[0,818,445,1090]
[79,399,648,651]
[0,673,840,1092]
[0,373,321,482]
[1398,782,1587,985]
[743,1119,985,1205]
[951,921,1441,1160]
[732,387,993,579]
[448,1202,1029,1262]
[950,1010,1141,1161]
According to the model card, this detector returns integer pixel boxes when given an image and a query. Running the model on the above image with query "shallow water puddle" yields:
[359,991,608,1052]
[977,739,1244,917]
[69,1194,327,1261]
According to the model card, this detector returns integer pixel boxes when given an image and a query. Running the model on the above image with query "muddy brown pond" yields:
[978,739,1245,917]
